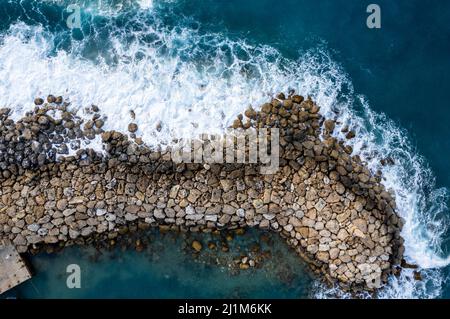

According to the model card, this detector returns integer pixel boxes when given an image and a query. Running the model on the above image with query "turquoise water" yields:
[1,0,450,298]
[3,229,315,299]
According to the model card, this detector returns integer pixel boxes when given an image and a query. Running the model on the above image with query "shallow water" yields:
[2,229,315,299]
[0,0,450,298]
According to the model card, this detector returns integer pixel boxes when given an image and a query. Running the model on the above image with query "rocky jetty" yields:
[0,94,405,293]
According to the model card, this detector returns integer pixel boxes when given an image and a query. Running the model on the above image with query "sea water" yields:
[0,0,449,299]
[2,229,315,299]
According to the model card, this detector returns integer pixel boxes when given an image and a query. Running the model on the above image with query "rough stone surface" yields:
[0,94,405,294]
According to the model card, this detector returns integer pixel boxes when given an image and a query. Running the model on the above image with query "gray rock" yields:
[27,224,40,232]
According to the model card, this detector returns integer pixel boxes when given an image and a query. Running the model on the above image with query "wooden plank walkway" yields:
[0,242,32,295]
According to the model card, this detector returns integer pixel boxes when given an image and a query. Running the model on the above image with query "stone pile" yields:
[0,96,105,176]
[0,94,405,293]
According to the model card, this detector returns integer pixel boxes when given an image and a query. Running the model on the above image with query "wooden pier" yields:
[0,242,32,295]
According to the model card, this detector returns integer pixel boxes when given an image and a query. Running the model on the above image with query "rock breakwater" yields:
[0,93,405,293]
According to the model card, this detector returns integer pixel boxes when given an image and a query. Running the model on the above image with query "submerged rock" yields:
[192,240,203,252]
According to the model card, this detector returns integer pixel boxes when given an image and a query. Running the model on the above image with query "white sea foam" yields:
[0,4,449,298]
[137,0,153,9]
[316,92,450,299]
[38,0,155,16]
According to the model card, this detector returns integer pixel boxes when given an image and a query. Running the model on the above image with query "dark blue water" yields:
[176,0,450,185]
[1,0,450,298]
